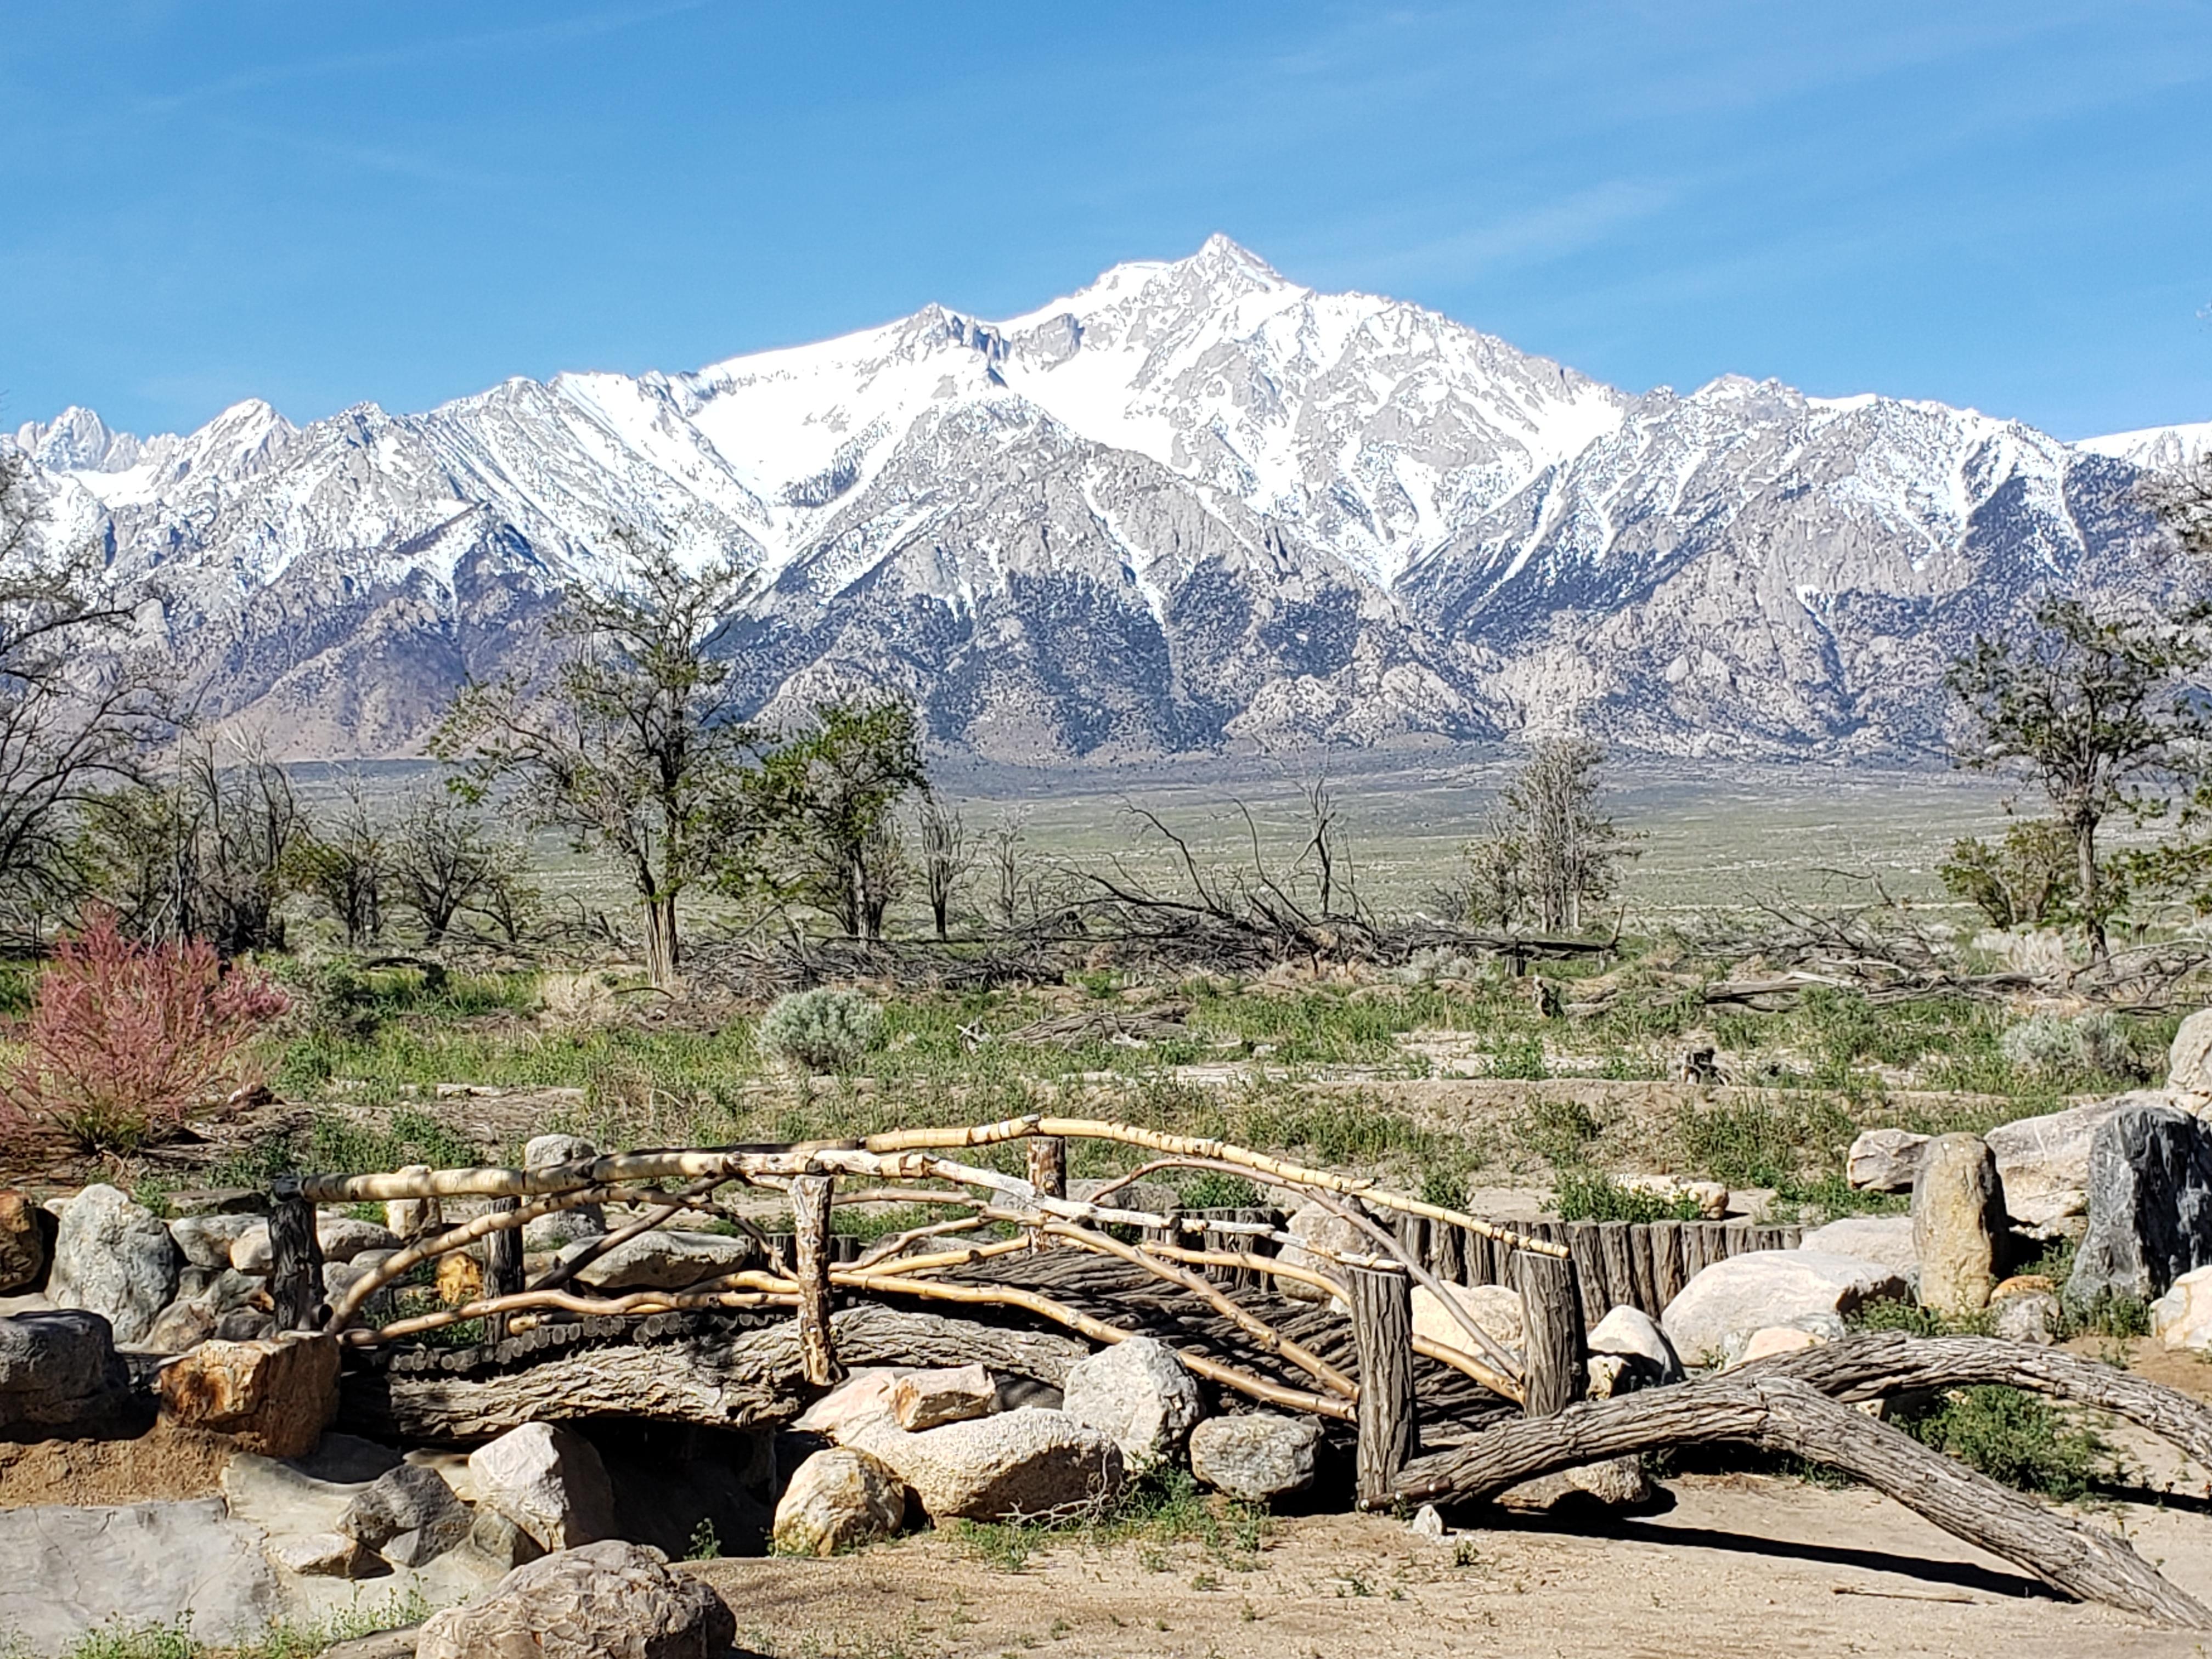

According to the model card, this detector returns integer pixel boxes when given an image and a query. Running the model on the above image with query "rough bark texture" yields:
[269,1195,325,1333]
[1350,1267,1416,1505]
[1748,1329,2212,1468]
[342,1306,1090,1442]
[792,1174,841,1387]
[484,1195,522,1346]
[1389,1372,2211,1629]
[1026,1137,1065,1251]
[1516,1250,1584,1417]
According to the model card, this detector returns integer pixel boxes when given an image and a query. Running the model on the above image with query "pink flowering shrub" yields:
[3,911,290,1150]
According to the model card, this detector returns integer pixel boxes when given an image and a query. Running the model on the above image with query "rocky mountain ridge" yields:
[7,235,2193,762]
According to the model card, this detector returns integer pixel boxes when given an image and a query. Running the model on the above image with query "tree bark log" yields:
[483,1195,523,1345]
[342,1305,1089,1442]
[270,1195,325,1332]
[1026,1136,1065,1251]
[1516,1250,1583,1417]
[1387,1372,2211,1629]
[1351,1266,1417,1505]
[791,1173,841,1387]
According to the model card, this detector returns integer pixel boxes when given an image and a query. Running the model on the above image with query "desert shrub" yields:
[1893,1385,2115,1499]
[1517,1095,1598,1165]
[757,987,885,1074]
[1999,1010,2140,1080]
[1549,1168,1701,1223]
[1179,1169,1262,1210]
[2,912,289,1150]
[1675,1094,1855,1192]
[538,970,623,1029]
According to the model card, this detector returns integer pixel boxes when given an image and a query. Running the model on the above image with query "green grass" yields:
[14,1589,433,1659]
[950,1469,1269,1573]
[1893,1385,2119,1500]
[1549,1168,1702,1223]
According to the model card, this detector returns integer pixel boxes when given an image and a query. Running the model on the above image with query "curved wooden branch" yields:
[1387,1373,2211,1629]
[1748,1330,2212,1470]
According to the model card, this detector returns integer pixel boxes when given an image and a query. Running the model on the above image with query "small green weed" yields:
[1894,1385,2118,1500]
[1549,1168,1700,1223]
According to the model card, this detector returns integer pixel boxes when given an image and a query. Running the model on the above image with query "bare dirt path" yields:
[698,1475,2212,1659]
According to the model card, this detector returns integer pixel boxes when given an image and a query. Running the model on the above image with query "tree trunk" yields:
[1515,1249,1583,1417]
[642,894,679,988]
[1389,1372,2210,1628]
[791,1173,842,1387]
[269,1195,325,1333]
[2076,811,2107,964]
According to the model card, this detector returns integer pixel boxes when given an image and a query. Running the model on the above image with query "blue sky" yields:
[3,1,2208,441]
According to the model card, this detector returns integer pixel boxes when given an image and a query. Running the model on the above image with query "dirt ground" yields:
[0,1418,234,1506]
[698,1475,2212,1659]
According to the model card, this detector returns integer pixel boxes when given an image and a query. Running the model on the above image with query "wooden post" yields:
[1649,1218,1685,1311]
[1515,1248,1584,1417]
[1565,1224,1607,1329]
[269,1193,325,1331]
[1597,1221,1634,1317]
[484,1195,523,1345]
[1026,1136,1065,1251]
[1350,1266,1417,1505]
[1628,1223,1657,1317]
[791,1173,842,1387]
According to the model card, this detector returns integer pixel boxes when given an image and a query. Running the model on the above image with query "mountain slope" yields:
[7,236,2187,761]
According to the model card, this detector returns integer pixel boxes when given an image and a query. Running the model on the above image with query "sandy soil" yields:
[698,1475,2212,1659]
[0,1419,234,1506]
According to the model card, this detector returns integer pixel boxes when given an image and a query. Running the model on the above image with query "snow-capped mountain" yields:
[7,235,2195,761]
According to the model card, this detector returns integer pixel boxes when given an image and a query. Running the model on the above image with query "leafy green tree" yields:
[738,699,927,940]
[1938,818,2085,930]
[1458,738,1633,933]
[435,537,754,986]
[1946,598,2205,962]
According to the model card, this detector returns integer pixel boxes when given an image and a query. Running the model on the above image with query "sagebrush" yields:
[757,987,886,1073]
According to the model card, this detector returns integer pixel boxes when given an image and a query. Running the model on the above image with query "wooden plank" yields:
[1649,1219,1685,1310]
[1515,1249,1584,1417]
[1627,1222,1657,1317]
[1350,1266,1418,1504]
[791,1173,842,1387]
[270,1194,326,1332]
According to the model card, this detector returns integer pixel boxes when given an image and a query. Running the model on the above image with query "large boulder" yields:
[1797,1216,1918,1278]
[168,1213,262,1272]
[470,1422,618,1553]
[794,1368,903,1441]
[0,1190,50,1293]
[771,1447,906,1556]
[1846,1129,1928,1193]
[1188,1412,1322,1502]
[1912,1134,2006,1314]
[336,1461,473,1568]
[2153,1265,2212,1350]
[2169,1008,2212,1097]
[2065,1104,2212,1305]
[1661,1250,1906,1366]
[1411,1283,1523,1365]
[849,1408,1124,1522]
[157,1333,340,1458]
[1275,1201,1359,1304]
[1987,1093,2159,1228]
[560,1230,753,1292]
[0,1310,132,1431]
[1587,1305,1681,1386]
[48,1184,179,1345]
[415,1541,735,1659]
[228,1215,398,1274]
[1060,1338,1203,1472]
[890,1363,997,1431]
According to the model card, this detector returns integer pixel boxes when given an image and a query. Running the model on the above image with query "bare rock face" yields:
[1912,1134,2007,1315]
[0,1497,280,1652]
[469,1421,618,1553]
[1187,1412,1322,1502]
[848,1408,1125,1522]
[168,1213,262,1272]
[415,1541,736,1659]
[159,1333,341,1458]
[1060,1338,1203,1472]
[2152,1264,2212,1350]
[2066,1104,2212,1305]
[562,1230,752,1293]
[1846,1130,1929,1193]
[1661,1250,1905,1367]
[890,1363,997,1432]
[49,1184,180,1345]
[794,1368,903,1441]
[771,1447,906,1556]
[337,1461,473,1568]
[0,1190,50,1294]
[1994,1290,2063,1346]
[1988,1093,2159,1228]
[471,1506,548,1573]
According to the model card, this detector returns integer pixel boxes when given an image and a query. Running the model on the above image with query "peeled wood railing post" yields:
[1350,1265,1418,1505]
[792,1173,842,1387]
[1026,1136,1065,1251]
[484,1195,523,1344]
[270,1193,325,1331]
[1515,1248,1584,1417]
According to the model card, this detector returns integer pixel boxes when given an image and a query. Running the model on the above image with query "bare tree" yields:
[1462,738,1634,933]
[0,449,165,931]
[289,772,387,946]
[435,534,754,988]
[388,787,515,945]
[983,811,1034,934]
[916,790,971,940]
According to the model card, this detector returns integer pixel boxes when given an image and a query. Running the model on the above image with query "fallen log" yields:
[1386,1373,2211,1629]
[1747,1330,2212,1470]
[341,1304,1090,1443]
